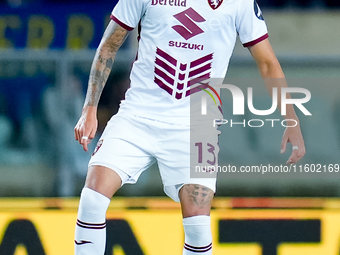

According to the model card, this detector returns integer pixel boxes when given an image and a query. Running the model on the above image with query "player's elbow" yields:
[257,57,284,78]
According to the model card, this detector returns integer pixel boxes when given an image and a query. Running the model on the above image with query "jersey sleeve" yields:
[236,0,268,47]
[111,0,147,31]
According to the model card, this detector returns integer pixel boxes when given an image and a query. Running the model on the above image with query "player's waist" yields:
[118,100,190,125]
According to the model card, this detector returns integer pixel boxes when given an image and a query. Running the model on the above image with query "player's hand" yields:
[280,124,305,164]
[74,106,98,152]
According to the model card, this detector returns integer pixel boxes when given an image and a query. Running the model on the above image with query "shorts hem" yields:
[88,161,133,186]
[164,179,216,203]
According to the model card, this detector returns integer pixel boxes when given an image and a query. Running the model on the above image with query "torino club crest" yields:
[208,0,223,10]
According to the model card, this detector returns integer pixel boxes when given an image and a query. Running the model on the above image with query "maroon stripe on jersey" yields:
[176,92,183,99]
[156,48,177,66]
[110,15,134,31]
[180,63,187,71]
[155,57,176,76]
[188,73,211,87]
[189,63,212,78]
[190,53,213,68]
[177,83,184,90]
[243,33,269,47]
[219,105,223,114]
[178,73,186,81]
[155,67,175,85]
[155,77,173,95]
[186,83,208,97]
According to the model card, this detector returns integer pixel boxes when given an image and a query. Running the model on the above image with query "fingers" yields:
[281,126,306,164]
[74,118,84,144]
[74,117,97,152]
[280,131,288,154]
[287,144,306,164]
[287,148,299,164]
[78,132,95,152]
[81,136,92,152]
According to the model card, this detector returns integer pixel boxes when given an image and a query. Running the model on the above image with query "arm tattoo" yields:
[182,184,214,208]
[84,23,129,107]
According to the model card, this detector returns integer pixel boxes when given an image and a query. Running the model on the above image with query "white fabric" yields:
[89,113,217,202]
[183,215,212,254]
[75,188,110,255]
[112,0,268,125]
[236,0,268,44]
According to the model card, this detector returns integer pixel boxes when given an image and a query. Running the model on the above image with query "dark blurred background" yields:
[1,0,340,8]
[0,0,339,198]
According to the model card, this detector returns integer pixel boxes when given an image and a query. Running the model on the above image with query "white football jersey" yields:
[111,0,268,124]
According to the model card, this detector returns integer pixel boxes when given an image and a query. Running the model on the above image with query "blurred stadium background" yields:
[0,0,340,254]
[0,0,339,198]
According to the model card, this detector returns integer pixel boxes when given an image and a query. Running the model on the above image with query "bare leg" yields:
[85,165,122,198]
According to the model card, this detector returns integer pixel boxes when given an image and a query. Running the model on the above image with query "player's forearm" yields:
[83,22,129,109]
[257,60,298,121]
[84,48,114,108]
[250,40,299,122]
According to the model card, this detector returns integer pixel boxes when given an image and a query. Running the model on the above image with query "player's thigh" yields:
[157,122,219,203]
[86,114,155,198]
[179,184,214,218]
[178,123,218,217]
[85,165,122,199]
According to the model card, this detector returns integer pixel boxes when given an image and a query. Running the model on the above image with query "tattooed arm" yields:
[74,21,130,151]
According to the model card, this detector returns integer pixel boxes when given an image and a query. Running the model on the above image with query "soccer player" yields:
[74,0,306,254]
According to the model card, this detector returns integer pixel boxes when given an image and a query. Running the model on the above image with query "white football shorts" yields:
[89,113,218,202]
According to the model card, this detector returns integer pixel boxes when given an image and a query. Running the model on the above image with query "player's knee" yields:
[183,215,210,235]
[85,165,123,198]
[78,187,110,222]
[183,207,210,218]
